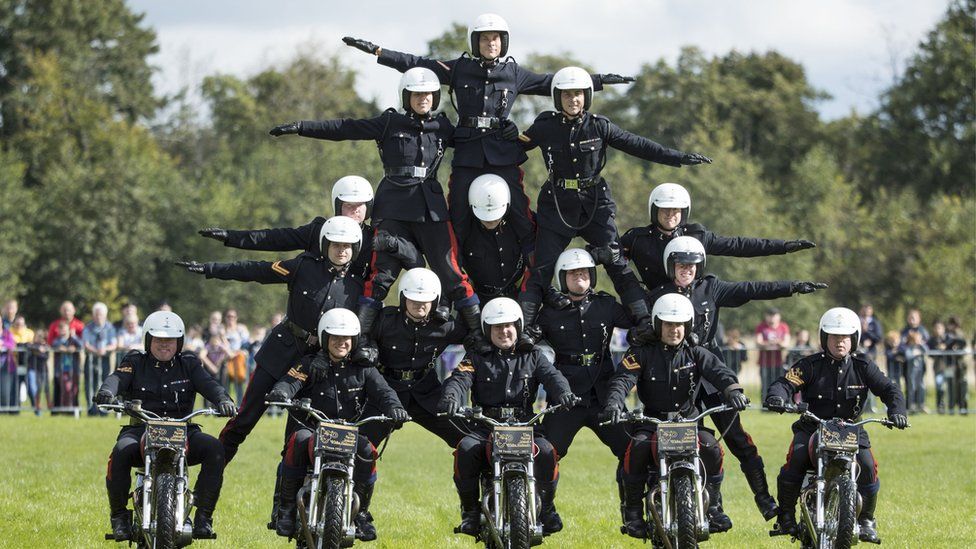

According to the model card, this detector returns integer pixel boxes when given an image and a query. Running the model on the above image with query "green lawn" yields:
[2,394,975,548]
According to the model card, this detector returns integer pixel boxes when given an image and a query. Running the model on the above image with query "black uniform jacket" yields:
[460,218,525,300]
[299,110,453,223]
[441,347,572,422]
[99,350,229,419]
[648,274,793,347]
[621,222,790,290]
[768,352,907,446]
[205,253,363,377]
[223,217,375,281]
[377,49,607,168]
[272,352,404,423]
[537,291,633,407]
[371,307,468,414]
[606,343,741,420]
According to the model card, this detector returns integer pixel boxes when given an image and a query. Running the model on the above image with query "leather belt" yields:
[552,176,601,190]
[459,116,500,129]
[555,352,598,366]
[284,319,319,347]
[378,364,431,382]
[384,166,429,178]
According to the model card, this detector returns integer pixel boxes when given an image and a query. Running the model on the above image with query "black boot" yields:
[352,304,381,365]
[775,478,802,536]
[621,481,649,539]
[537,483,562,534]
[617,478,627,526]
[192,507,217,539]
[743,466,779,521]
[109,509,132,541]
[353,483,377,541]
[458,304,492,353]
[706,481,733,533]
[457,488,481,537]
[515,301,542,352]
[431,297,451,325]
[268,463,283,530]
[858,491,881,544]
[276,475,304,537]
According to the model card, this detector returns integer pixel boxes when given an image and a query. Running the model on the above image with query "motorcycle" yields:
[99,399,219,548]
[440,402,572,549]
[604,404,738,549]
[266,398,399,549]
[766,402,905,549]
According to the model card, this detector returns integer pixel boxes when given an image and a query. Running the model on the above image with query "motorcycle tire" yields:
[822,475,857,549]
[671,473,698,549]
[317,476,346,549]
[153,473,179,549]
[504,475,530,549]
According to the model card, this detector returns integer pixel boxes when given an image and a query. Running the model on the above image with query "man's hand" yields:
[726,390,749,411]
[785,239,816,253]
[500,119,519,141]
[558,393,580,409]
[93,389,115,405]
[217,399,238,417]
[463,332,492,354]
[630,319,657,345]
[389,407,410,426]
[543,288,572,310]
[792,281,829,294]
[175,260,205,274]
[372,230,399,253]
[764,395,786,413]
[600,73,635,85]
[269,122,301,137]
[342,36,380,55]
[198,228,228,242]
[438,397,459,416]
[888,413,909,430]
[680,153,712,165]
[587,244,620,266]
[352,345,378,366]
[265,387,289,404]
[600,402,623,424]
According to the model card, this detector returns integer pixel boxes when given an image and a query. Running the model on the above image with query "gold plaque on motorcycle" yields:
[657,422,698,452]
[493,426,534,457]
[145,420,187,451]
[820,423,859,452]
[316,423,359,454]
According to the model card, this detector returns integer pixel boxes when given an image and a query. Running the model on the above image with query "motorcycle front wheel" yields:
[153,472,179,549]
[504,475,530,549]
[821,475,857,549]
[317,475,346,549]
[670,473,699,549]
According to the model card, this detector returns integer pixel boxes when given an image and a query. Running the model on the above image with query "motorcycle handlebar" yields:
[265,400,404,426]
[765,402,906,429]
[97,400,218,423]
[599,404,737,426]
[437,402,571,426]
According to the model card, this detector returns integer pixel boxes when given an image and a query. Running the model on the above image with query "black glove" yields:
[269,121,301,137]
[390,407,410,426]
[463,332,492,354]
[888,413,908,429]
[175,260,205,274]
[198,228,228,242]
[785,239,816,253]
[93,389,115,405]
[372,230,399,253]
[265,387,289,404]
[543,287,572,310]
[352,344,378,366]
[726,390,749,411]
[680,152,712,165]
[601,402,623,424]
[792,281,829,294]
[342,36,379,54]
[217,399,237,417]
[438,397,459,416]
[629,318,657,346]
[431,305,451,325]
[500,119,519,141]
[600,73,635,85]
[587,244,620,266]
[558,393,580,409]
[764,395,786,412]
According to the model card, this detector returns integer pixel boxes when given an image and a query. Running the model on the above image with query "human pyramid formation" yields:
[96,13,910,546]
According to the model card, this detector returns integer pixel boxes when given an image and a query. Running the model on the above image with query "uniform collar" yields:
[560,112,585,125]
[401,311,429,327]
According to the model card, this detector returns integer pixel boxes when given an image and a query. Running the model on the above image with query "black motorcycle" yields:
[99,400,219,548]
[767,402,905,549]
[266,398,399,549]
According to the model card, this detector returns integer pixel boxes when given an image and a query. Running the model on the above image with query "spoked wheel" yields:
[316,476,346,549]
[670,474,698,549]
[152,473,179,549]
[504,475,530,549]
[821,476,857,549]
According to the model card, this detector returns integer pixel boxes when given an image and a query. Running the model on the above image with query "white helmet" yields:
[663,236,706,281]
[318,308,361,349]
[481,297,522,337]
[399,268,441,304]
[398,67,441,112]
[648,183,691,228]
[651,293,695,339]
[143,310,186,354]
[468,174,510,222]
[551,66,593,112]
[331,175,374,218]
[319,215,363,261]
[468,13,510,59]
[555,248,597,294]
[818,307,861,353]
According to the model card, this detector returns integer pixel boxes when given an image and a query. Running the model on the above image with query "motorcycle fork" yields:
[492,458,504,534]
[306,455,322,533]
[141,453,153,533]
[525,459,538,530]
[691,456,709,535]
[658,455,671,531]
[343,454,356,536]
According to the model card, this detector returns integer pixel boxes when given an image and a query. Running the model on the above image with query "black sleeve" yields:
[99,350,139,396]
[712,278,793,308]
[204,256,300,284]
[518,121,541,152]
[605,120,683,167]
[860,358,907,416]
[611,300,635,330]
[376,48,454,82]
[444,320,470,345]
[188,355,231,404]
[364,367,405,414]
[533,351,572,400]
[271,357,312,400]
[694,346,741,396]
[605,349,641,408]
[440,355,476,404]
[223,219,319,252]
[515,66,554,96]
[298,115,387,141]
[694,225,789,257]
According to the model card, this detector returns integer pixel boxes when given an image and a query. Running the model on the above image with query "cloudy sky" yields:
[127,0,949,120]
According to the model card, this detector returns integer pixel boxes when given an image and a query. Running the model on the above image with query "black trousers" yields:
[219,366,281,463]
[106,425,225,512]
[282,428,377,485]
[701,392,764,472]
[454,431,557,493]
[449,165,535,254]
[622,427,724,484]
[359,396,463,449]
[363,218,477,307]
[542,403,630,459]
[778,430,880,494]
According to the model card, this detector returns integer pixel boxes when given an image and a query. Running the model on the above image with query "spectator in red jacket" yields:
[46,301,85,345]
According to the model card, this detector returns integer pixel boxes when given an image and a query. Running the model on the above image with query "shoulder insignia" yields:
[271,261,290,276]
[287,367,308,383]
[456,359,475,373]
[785,367,804,387]
[621,353,641,371]
[117,365,133,373]
[518,133,531,143]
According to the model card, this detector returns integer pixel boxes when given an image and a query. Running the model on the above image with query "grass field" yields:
[3,389,975,548]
